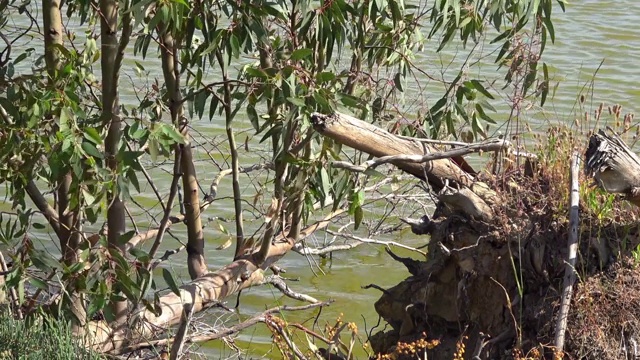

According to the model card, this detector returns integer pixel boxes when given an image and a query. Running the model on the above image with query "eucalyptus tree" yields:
[0,0,565,355]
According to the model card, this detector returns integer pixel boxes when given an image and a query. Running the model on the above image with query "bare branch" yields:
[325,230,426,256]
[169,303,194,360]
[554,153,580,352]
[331,138,511,173]
[262,275,319,303]
[0,250,21,319]
[117,301,332,354]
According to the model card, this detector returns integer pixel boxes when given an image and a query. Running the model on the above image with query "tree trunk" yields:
[159,30,207,279]
[42,0,62,78]
[42,0,87,332]
[100,0,129,327]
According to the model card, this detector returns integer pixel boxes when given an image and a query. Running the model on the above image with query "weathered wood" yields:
[585,129,640,206]
[311,112,472,190]
[86,209,344,354]
[554,152,580,352]
[311,112,497,220]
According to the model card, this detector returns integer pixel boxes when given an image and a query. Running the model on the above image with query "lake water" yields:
[4,0,640,358]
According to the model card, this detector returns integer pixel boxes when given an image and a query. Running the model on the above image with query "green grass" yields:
[0,310,102,360]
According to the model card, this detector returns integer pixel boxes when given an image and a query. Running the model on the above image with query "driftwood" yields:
[310,112,499,221]
[585,128,640,206]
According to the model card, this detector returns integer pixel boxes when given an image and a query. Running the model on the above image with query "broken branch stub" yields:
[311,112,496,220]
[585,129,640,206]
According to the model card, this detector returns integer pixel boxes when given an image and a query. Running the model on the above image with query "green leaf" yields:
[469,80,495,99]
[82,189,96,205]
[129,248,150,262]
[162,268,181,296]
[87,295,107,319]
[230,34,240,59]
[247,104,260,131]
[82,142,104,159]
[349,189,365,215]
[320,167,330,202]
[393,72,404,92]
[287,97,307,108]
[84,127,103,145]
[291,48,313,61]
[316,72,336,83]
[32,223,46,230]
[160,124,185,144]
[354,206,364,230]
[475,104,496,124]
[118,230,137,246]
[29,277,48,291]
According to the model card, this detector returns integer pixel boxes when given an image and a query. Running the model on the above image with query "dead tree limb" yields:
[311,112,497,221]
[263,275,319,303]
[554,152,580,352]
[116,301,332,354]
[87,209,345,354]
[311,112,471,190]
[331,138,510,173]
[585,128,640,206]
[169,302,194,360]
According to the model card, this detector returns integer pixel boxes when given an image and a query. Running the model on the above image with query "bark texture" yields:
[311,114,640,359]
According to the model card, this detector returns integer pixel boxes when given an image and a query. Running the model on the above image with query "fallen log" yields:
[310,112,499,221]
[585,128,640,206]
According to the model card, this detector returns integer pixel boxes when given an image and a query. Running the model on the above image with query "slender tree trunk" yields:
[42,0,87,331]
[216,50,245,259]
[100,0,128,326]
[42,0,62,78]
[160,29,207,279]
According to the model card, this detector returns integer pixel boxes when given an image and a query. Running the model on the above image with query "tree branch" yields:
[262,275,319,303]
[114,301,332,354]
[330,138,511,173]
[24,180,61,237]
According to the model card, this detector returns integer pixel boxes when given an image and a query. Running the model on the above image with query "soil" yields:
[369,167,640,360]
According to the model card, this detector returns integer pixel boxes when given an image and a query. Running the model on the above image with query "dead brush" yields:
[478,103,640,359]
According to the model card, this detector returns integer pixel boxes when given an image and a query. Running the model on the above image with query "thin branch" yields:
[325,230,426,256]
[169,303,194,360]
[145,151,181,262]
[554,153,580,352]
[266,316,309,360]
[119,301,332,354]
[262,275,319,303]
[0,250,22,319]
[25,180,62,237]
[206,162,272,203]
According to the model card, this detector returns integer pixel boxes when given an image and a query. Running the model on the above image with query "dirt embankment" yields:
[370,169,640,360]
